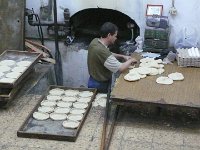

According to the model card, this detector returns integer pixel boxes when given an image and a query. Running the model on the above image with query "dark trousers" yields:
[88,76,109,93]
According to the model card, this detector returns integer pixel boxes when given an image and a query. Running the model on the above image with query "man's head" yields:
[100,22,118,45]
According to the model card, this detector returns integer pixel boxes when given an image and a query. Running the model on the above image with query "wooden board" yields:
[111,62,200,108]
[17,86,97,141]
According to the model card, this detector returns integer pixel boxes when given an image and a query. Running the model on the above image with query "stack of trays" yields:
[0,50,41,107]
[176,48,200,67]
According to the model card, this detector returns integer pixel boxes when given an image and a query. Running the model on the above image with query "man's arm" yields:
[112,52,132,61]
[118,58,137,72]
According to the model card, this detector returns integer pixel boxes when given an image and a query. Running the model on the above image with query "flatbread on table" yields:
[33,111,49,120]
[0,60,16,66]
[0,66,11,72]
[50,113,67,120]
[41,101,57,107]
[67,114,83,121]
[11,66,27,73]
[54,107,71,114]
[5,72,21,79]
[73,102,88,109]
[79,91,93,98]
[57,101,72,108]
[62,96,77,102]
[156,76,173,85]
[168,72,184,81]
[64,90,80,97]
[70,108,86,115]
[46,95,61,101]
[49,88,65,96]
[124,72,140,81]
[62,120,80,129]
[77,97,91,103]
[38,106,54,113]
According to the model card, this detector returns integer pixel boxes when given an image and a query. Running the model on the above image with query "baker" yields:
[87,22,137,93]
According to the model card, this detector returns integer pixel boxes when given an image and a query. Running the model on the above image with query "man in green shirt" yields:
[87,22,137,93]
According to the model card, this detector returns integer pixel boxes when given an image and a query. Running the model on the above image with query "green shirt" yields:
[87,38,112,82]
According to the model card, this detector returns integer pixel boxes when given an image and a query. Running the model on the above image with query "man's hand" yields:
[123,55,132,61]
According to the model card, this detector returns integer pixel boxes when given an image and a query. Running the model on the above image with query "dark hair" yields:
[100,22,118,38]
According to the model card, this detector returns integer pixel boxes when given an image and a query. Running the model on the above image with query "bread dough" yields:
[73,102,88,109]
[57,101,72,108]
[0,66,11,72]
[70,108,85,115]
[50,113,67,120]
[79,91,93,98]
[140,57,154,63]
[17,60,32,67]
[62,120,80,129]
[5,72,21,79]
[41,101,57,107]
[158,68,165,74]
[124,72,140,81]
[54,107,70,114]
[137,67,151,75]
[67,114,83,121]
[156,76,173,85]
[64,90,80,97]
[0,72,4,78]
[168,72,184,81]
[0,77,15,83]
[77,97,91,103]
[46,95,61,101]
[62,96,77,102]
[49,88,65,96]
[33,111,49,120]
[0,60,16,66]
[11,66,27,73]
[149,68,159,76]
[38,106,54,113]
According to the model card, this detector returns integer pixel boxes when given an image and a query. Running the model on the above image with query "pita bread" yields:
[156,76,173,85]
[62,120,80,129]
[0,60,16,66]
[0,77,15,83]
[5,72,21,79]
[70,108,85,115]
[33,111,49,120]
[168,72,184,81]
[62,96,77,102]
[11,66,27,73]
[49,88,65,96]
[158,68,165,74]
[79,91,93,98]
[73,102,88,109]
[0,66,11,72]
[46,95,61,101]
[149,68,159,76]
[57,101,72,108]
[64,90,79,97]
[137,67,151,75]
[38,106,54,113]
[124,72,140,81]
[16,61,32,67]
[54,107,70,114]
[50,113,67,120]
[41,101,57,107]
[77,97,91,103]
[67,114,83,121]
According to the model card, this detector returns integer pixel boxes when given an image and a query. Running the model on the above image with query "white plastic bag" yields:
[174,26,198,49]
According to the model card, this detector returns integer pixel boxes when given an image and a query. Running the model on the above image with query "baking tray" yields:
[0,50,41,88]
[17,85,97,141]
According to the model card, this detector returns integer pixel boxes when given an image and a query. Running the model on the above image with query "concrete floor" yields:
[1,93,200,150]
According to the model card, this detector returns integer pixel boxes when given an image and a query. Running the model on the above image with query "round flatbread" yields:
[149,68,159,76]
[158,68,165,74]
[67,114,83,121]
[0,60,16,66]
[64,90,79,97]
[124,72,140,81]
[11,66,27,73]
[156,76,173,85]
[57,101,72,108]
[38,106,54,113]
[62,120,80,129]
[46,95,61,101]
[79,91,93,98]
[33,111,49,120]
[41,101,57,107]
[49,88,65,96]
[0,77,15,83]
[73,102,88,109]
[62,96,77,102]
[54,107,70,114]
[168,72,184,81]
[0,66,11,72]
[5,72,21,79]
[50,113,67,120]
[77,97,91,103]
[137,67,151,75]
[70,108,85,115]
[17,61,32,67]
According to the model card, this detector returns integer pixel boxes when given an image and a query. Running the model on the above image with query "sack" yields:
[146,16,169,29]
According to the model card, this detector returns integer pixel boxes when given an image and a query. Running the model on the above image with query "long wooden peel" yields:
[25,39,52,52]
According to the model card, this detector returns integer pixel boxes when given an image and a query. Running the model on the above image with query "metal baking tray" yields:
[17,85,97,141]
[0,50,41,88]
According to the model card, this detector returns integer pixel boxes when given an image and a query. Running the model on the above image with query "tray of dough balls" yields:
[0,50,41,88]
[17,85,97,141]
